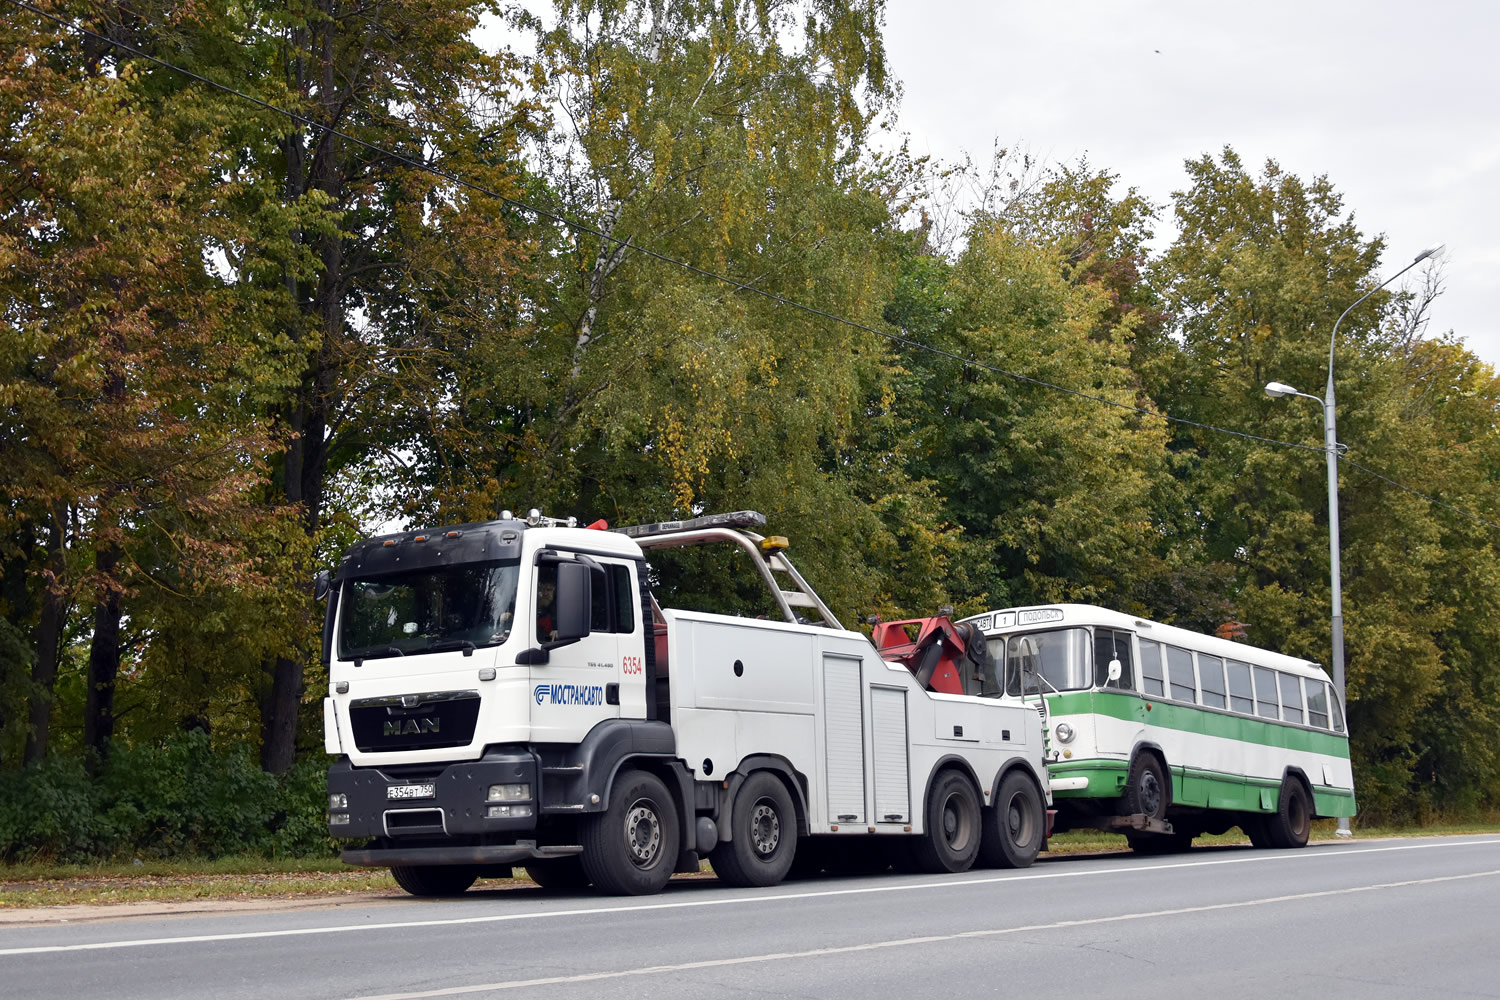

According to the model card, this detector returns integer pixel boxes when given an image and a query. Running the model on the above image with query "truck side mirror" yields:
[1108,659,1122,683]
[313,569,331,601]
[552,561,592,642]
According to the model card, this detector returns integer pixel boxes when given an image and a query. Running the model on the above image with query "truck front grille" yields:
[349,691,480,752]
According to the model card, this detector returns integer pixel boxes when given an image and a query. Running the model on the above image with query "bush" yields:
[0,732,337,863]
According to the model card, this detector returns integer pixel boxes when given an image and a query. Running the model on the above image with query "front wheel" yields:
[710,772,799,887]
[390,865,479,897]
[1121,753,1168,821]
[1265,779,1312,849]
[979,771,1043,869]
[912,770,982,873]
[580,769,681,895]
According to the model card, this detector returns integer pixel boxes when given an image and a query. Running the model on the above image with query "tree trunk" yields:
[24,504,69,765]
[83,541,122,762]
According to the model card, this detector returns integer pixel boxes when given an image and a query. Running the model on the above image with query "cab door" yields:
[528,555,643,740]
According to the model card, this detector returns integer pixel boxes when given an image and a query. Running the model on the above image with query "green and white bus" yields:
[962,604,1355,851]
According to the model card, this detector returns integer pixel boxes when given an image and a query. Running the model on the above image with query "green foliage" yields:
[0,731,334,863]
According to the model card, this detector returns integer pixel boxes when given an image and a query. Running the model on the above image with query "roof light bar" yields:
[613,510,768,539]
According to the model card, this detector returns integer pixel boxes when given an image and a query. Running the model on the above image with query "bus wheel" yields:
[525,856,591,890]
[710,772,799,888]
[979,771,1043,869]
[1265,779,1312,849]
[914,771,982,873]
[390,865,479,897]
[580,769,680,895]
[1121,753,1167,821]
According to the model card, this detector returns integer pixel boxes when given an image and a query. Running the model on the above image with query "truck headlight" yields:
[329,793,348,810]
[486,804,534,819]
[329,813,352,826]
[487,783,531,802]
[1054,723,1075,743]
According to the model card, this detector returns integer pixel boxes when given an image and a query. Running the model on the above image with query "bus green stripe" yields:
[1048,759,1356,817]
[1046,690,1351,758]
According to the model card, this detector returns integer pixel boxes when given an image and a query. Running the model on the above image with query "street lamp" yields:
[1265,243,1442,840]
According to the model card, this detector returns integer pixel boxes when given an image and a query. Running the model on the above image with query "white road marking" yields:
[342,867,1500,1000]
[1,836,1497,958]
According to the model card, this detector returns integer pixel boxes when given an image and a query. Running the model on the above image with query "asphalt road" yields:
[3,835,1498,1000]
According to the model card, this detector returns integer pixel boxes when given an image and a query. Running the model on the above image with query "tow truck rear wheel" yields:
[979,771,1043,869]
[710,772,799,888]
[912,770,982,873]
[525,856,591,890]
[580,768,680,895]
[389,864,479,897]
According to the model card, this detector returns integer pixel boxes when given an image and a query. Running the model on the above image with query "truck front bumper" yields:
[327,748,540,841]
[341,841,581,868]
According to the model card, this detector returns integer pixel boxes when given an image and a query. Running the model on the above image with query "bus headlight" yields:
[1055,723,1075,743]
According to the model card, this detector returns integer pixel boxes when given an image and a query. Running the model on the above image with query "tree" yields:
[1,3,307,762]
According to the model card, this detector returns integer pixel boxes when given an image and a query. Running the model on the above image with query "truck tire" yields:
[1265,779,1312,849]
[525,857,591,890]
[390,864,479,897]
[580,768,680,895]
[979,771,1043,869]
[709,772,799,888]
[912,770,982,873]
[1121,752,1168,821]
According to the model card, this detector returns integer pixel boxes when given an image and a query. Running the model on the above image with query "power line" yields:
[1341,456,1500,533]
[13,0,1500,533]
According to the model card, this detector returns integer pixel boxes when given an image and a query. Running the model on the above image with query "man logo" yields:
[385,717,440,737]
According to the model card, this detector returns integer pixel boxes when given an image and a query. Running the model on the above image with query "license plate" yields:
[387,783,436,800]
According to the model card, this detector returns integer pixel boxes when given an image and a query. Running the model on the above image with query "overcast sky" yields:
[880,0,1499,365]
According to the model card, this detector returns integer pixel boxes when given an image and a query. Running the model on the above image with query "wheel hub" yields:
[625,800,661,868]
[750,800,781,856]
[1140,772,1161,817]
[943,799,960,844]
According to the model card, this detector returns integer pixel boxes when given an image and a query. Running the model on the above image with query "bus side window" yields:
[1139,639,1165,697]
[1227,660,1254,714]
[1330,685,1346,733]
[1305,678,1330,728]
[1279,673,1305,724]
[1198,654,1226,709]
[1165,645,1197,703]
[1253,666,1280,719]
[1094,629,1134,689]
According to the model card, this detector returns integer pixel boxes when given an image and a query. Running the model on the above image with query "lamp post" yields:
[1264,244,1442,840]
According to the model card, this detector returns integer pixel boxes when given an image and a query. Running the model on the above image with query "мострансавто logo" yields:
[534,683,604,706]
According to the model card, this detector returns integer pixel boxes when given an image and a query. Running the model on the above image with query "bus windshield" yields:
[339,560,521,660]
[993,628,1091,695]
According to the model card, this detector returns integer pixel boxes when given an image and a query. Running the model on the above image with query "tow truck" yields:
[320,510,1050,895]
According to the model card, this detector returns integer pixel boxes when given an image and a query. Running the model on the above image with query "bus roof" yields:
[961,604,1330,681]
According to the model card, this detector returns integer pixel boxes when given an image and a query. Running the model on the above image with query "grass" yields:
[4,820,1497,909]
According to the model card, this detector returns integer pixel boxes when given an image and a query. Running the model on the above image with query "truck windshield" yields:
[339,560,520,660]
